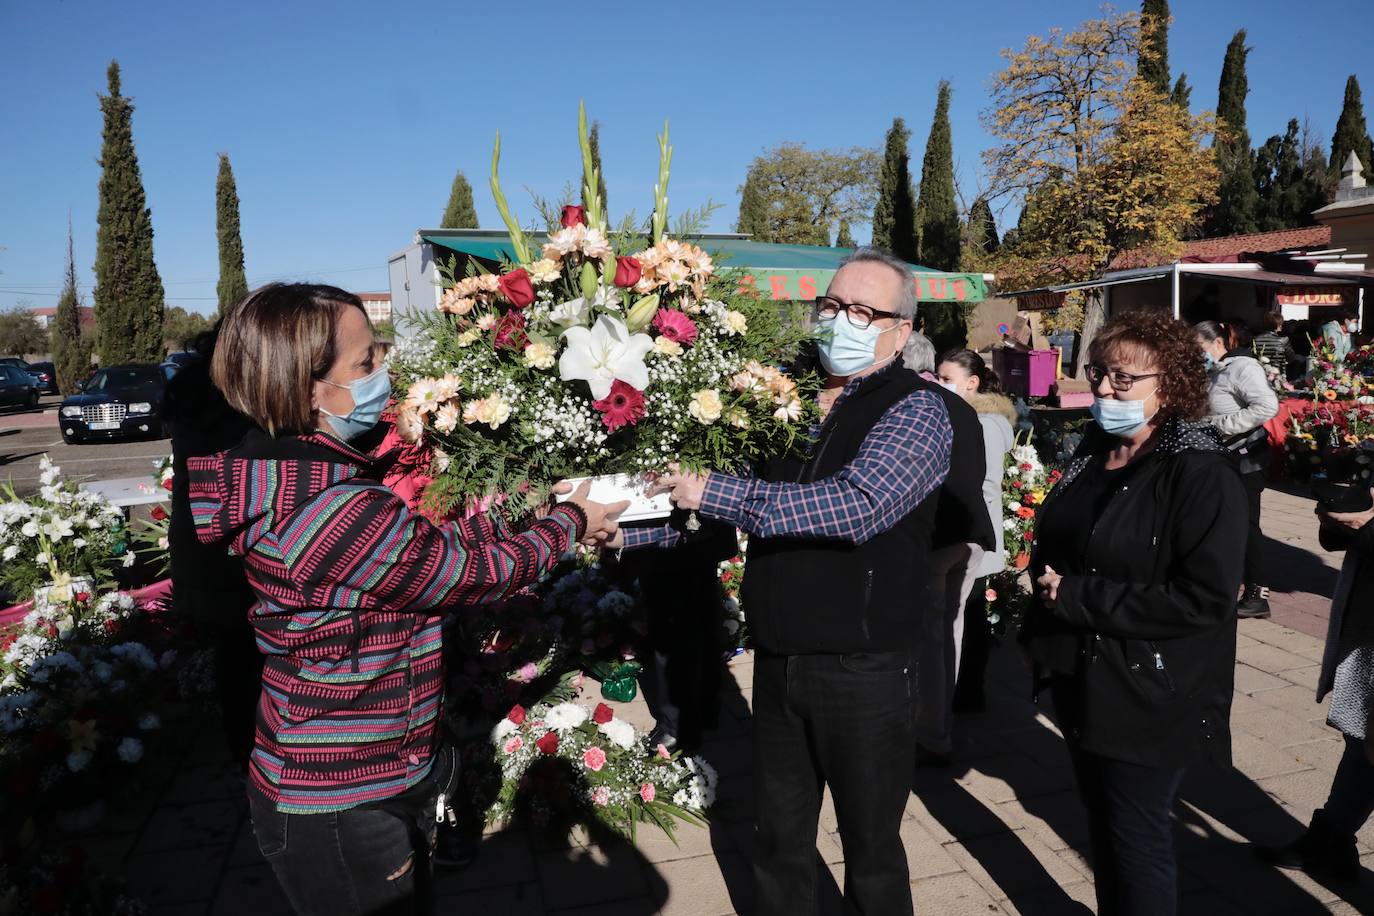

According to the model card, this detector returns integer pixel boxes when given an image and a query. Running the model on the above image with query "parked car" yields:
[160,350,201,378]
[0,364,40,410]
[59,365,168,442]
[25,361,57,394]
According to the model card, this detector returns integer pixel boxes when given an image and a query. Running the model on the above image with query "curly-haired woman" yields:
[188,283,625,916]
[1023,310,1248,916]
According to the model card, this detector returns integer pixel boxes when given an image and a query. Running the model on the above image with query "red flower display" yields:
[592,702,614,724]
[613,256,643,288]
[150,505,168,522]
[497,268,536,308]
[493,311,529,351]
[652,309,698,346]
[535,731,559,755]
[560,205,586,228]
[592,380,646,432]
[507,704,526,725]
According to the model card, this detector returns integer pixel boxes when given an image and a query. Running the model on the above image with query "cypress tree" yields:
[835,219,856,248]
[1208,31,1259,236]
[916,81,961,271]
[93,61,165,364]
[1331,75,1373,180]
[1254,120,1306,230]
[585,120,609,215]
[440,170,478,228]
[1170,73,1192,110]
[53,218,90,394]
[870,117,918,261]
[215,153,248,315]
[967,197,1000,256]
[1138,0,1171,95]
[735,164,771,240]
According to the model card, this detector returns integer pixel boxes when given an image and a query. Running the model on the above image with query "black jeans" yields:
[248,777,441,916]
[1322,735,1374,837]
[753,650,917,916]
[1069,748,1186,916]
[1241,468,1266,586]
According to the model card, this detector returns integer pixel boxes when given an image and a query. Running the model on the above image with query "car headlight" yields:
[61,406,83,418]
[128,402,152,414]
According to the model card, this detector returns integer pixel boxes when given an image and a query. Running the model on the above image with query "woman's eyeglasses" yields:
[814,296,902,330]
[1085,364,1159,392]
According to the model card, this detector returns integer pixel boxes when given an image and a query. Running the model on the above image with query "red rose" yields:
[497,268,536,308]
[1012,480,1024,489]
[507,704,526,725]
[493,311,528,351]
[591,380,647,432]
[1021,530,1034,540]
[161,477,173,491]
[74,591,90,604]
[150,505,168,522]
[592,702,614,725]
[613,256,643,289]
[560,205,587,228]
[0,634,16,654]
[535,731,559,755]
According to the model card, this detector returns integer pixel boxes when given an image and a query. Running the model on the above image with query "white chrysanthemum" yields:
[491,718,519,743]
[598,717,637,750]
[544,703,589,733]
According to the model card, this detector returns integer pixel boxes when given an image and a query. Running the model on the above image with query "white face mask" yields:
[938,381,961,395]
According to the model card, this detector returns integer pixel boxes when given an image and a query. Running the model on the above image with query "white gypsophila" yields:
[544,703,589,733]
[110,642,157,671]
[116,737,144,764]
[598,717,637,750]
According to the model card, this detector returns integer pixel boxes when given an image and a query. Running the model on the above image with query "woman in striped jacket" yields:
[189,283,624,916]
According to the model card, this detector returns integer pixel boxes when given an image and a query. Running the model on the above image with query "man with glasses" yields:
[630,248,953,914]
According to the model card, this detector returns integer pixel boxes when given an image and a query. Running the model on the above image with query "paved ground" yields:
[0,397,171,495]
[76,488,1374,914]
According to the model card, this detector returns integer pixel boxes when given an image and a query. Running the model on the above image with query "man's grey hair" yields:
[836,246,918,321]
[901,332,936,374]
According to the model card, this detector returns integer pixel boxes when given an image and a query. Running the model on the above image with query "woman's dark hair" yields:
[936,348,1001,394]
[1194,319,1250,351]
[1262,311,1284,333]
[1095,311,1210,420]
[211,283,367,436]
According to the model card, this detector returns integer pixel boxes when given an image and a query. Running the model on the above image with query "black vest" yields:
[740,366,944,655]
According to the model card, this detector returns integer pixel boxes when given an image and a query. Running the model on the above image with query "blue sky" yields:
[1,0,1369,316]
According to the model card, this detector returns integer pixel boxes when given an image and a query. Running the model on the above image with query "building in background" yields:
[29,305,96,332]
[356,291,392,324]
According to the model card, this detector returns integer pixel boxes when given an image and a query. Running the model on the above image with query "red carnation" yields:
[592,702,614,725]
[535,731,560,755]
[493,311,529,351]
[497,268,536,308]
[560,205,587,228]
[507,704,526,725]
[74,591,90,604]
[613,256,643,288]
[592,380,646,432]
[150,505,168,522]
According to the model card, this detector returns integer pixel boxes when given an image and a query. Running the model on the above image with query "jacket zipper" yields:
[1147,641,1175,693]
[860,569,873,639]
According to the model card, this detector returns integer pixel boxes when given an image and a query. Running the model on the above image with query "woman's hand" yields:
[1037,565,1063,608]
[552,480,629,547]
[647,463,710,511]
[1320,489,1374,532]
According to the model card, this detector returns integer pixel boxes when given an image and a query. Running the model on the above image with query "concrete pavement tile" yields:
[1235,642,1318,673]
[815,825,845,864]
[1233,663,1290,694]
[656,851,750,916]
[534,843,653,909]
[1249,683,1328,721]
[898,817,962,879]
[909,871,1007,915]
[1278,664,1321,691]
[137,799,242,853]
[208,864,292,916]
[1256,768,1342,819]
[442,882,545,915]
[1294,643,1326,662]
[1287,736,1347,773]
[953,755,1067,805]
[944,827,1084,897]
[993,791,1090,853]
[1231,708,1334,749]
[632,820,721,865]
[1244,625,1325,656]
[433,830,537,893]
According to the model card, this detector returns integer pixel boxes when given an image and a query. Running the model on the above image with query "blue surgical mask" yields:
[1090,394,1156,438]
[319,365,391,441]
[816,312,898,377]
[1203,352,1216,371]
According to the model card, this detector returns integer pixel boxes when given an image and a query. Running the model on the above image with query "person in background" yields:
[1253,311,1303,383]
[1026,310,1247,916]
[1322,307,1359,362]
[189,283,626,916]
[162,326,261,767]
[901,330,938,382]
[1196,320,1280,618]
[934,349,1016,716]
[1257,486,1374,880]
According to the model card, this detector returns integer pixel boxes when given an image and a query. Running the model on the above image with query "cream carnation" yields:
[524,342,556,370]
[688,390,723,425]
[653,337,683,359]
[527,258,562,283]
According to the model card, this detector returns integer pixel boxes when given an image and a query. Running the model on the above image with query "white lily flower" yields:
[558,315,654,400]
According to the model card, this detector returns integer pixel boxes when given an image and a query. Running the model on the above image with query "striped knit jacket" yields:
[187,430,585,813]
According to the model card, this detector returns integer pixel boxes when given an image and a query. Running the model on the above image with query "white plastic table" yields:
[80,476,170,509]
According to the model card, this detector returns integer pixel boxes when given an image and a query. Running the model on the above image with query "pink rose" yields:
[560,205,586,228]
[514,662,539,684]
[503,736,524,755]
[652,309,698,346]
[591,786,610,807]
[656,743,671,760]
[985,588,998,602]
[639,783,655,803]
[583,746,607,772]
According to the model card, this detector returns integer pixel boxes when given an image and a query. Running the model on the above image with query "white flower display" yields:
[544,702,590,733]
[598,717,637,750]
[559,316,655,400]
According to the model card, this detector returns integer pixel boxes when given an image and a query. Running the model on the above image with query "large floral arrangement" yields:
[132,456,174,577]
[718,533,748,654]
[984,440,1062,631]
[389,106,818,516]
[487,699,715,839]
[1309,341,1374,401]
[1285,401,1374,483]
[0,458,129,604]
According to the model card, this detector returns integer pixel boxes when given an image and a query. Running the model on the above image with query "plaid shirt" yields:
[625,369,952,547]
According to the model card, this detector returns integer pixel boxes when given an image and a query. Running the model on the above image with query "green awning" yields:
[419,231,987,304]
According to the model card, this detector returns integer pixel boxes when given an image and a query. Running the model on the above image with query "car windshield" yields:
[84,367,162,392]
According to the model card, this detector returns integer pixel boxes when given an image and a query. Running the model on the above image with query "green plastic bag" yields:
[589,660,642,703]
